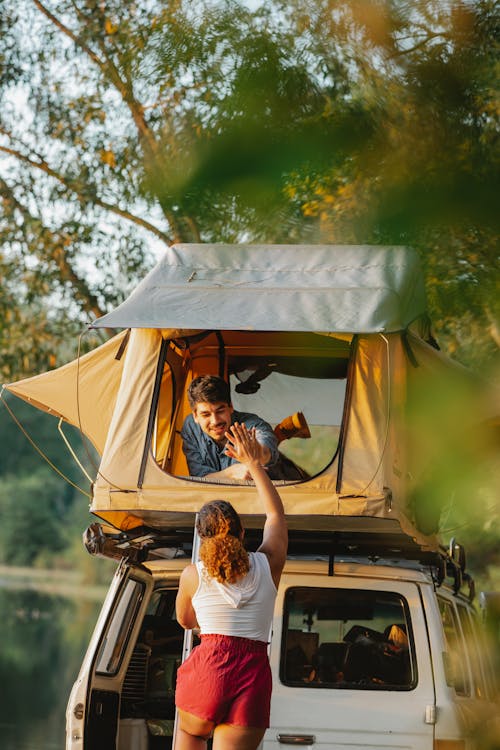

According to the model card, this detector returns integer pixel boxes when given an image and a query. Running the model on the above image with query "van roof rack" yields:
[84,516,474,601]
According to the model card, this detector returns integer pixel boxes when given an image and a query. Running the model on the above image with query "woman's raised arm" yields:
[225,423,288,587]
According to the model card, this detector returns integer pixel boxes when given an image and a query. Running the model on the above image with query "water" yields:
[0,587,101,750]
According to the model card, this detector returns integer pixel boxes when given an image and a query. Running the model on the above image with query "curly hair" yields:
[197,500,249,584]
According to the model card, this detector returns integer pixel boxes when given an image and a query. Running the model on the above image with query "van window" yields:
[281,587,415,690]
[438,598,471,696]
[456,603,489,700]
[95,578,145,676]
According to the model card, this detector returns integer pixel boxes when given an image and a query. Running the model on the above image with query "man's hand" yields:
[204,462,253,481]
[220,463,252,481]
[205,423,271,481]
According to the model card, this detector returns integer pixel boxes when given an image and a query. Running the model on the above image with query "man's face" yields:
[193,401,234,444]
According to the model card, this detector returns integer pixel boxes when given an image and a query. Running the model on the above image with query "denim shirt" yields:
[181,410,280,478]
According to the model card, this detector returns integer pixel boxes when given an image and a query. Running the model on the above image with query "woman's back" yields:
[193,551,277,641]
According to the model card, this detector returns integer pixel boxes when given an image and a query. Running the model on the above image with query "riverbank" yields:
[0,564,109,601]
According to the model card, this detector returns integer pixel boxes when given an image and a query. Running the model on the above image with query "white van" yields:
[5,244,497,746]
[66,523,499,750]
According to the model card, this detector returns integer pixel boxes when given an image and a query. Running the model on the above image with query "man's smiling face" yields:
[193,400,234,445]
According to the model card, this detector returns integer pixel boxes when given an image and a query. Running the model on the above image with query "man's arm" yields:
[204,464,252,481]
[182,444,217,477]
[180,417,219,476]
[181,422,250,480]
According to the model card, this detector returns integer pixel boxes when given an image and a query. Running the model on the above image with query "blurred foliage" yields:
[0,394,94,483]
[0,0,497,369]
[0,398,107,571]
[406,363,500,583]
[0,0,498,579]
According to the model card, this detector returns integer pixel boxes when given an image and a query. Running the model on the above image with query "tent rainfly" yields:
[2,244,483,547]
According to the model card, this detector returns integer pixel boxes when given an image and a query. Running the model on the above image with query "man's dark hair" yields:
[188,375,231,409]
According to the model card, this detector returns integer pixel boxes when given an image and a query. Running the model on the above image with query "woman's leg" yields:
[212,723,266,750]
[176,709,215,750]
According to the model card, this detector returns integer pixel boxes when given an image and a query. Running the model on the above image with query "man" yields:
[181,375,304,481]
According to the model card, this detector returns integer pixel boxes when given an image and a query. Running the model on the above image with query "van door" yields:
[433,593,499,746]
[267,573,435,749]
[66,561,155,750]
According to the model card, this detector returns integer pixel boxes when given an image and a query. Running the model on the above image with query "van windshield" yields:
[281,587,416,690]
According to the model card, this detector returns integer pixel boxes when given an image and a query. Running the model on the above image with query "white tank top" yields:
[192,551,277,642]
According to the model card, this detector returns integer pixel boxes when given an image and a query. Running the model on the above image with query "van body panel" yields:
[66,562,181,750]
[422,586,498,748]
[66,553,497,750]
[266,571,436,749]
[66,561,131,749]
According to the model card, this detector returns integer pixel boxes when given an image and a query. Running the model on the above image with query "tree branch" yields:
[33,0,106,69]
[32,0,185,241]
[0,176,105,320]
[32,0,153,146]
[389,31,450,59]
[0,141,172,244]
[184,215,202,243]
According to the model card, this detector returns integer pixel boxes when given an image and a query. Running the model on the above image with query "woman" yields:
[175,422,288,750]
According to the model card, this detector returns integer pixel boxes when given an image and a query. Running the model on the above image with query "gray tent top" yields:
[92,244,427,333]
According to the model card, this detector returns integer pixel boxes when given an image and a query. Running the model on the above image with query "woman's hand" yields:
[224,422,262,466]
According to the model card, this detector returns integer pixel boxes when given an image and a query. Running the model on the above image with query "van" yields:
[4,244,497,746]
[65,522,499,750]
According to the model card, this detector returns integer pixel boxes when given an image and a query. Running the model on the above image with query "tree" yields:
[0,0,498,375]
[0,0,498,582]
[0,469,67,564]
[277,0,499,368]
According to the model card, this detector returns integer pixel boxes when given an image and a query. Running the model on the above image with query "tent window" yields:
[230,369,346,478]
[151,332,351,481]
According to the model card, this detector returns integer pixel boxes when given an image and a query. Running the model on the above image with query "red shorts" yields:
[175,634,272,728]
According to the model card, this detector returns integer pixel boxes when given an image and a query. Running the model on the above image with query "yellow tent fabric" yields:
[4,327,396,524]
[88,329,405,528]
[4,319,489,555]
[4,330,129,454]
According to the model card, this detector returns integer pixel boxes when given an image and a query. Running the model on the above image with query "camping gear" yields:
[274,412,311,443]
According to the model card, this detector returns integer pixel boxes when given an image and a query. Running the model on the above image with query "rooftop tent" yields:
[3,244,460,544]
[92,243,427,333]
